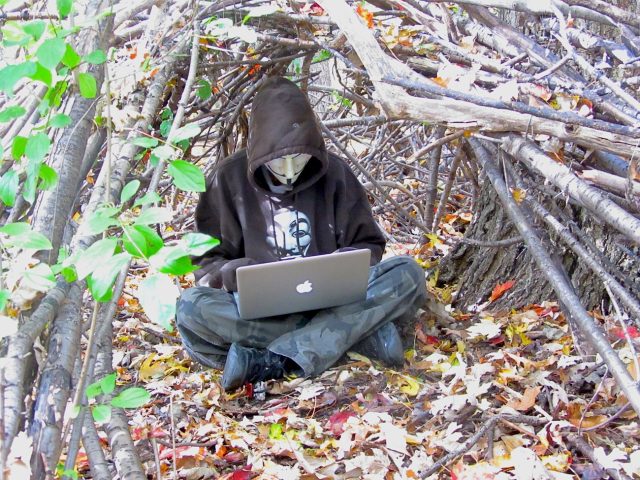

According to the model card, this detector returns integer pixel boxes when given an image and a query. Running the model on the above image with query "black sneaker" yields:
[352,322,404,367]
[221,343,289,391]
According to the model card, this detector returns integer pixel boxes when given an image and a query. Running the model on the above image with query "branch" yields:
[501,135,640,245]
[2,281,69,453]
[315,0,640,158]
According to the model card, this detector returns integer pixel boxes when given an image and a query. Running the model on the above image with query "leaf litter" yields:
[95,260,640,479]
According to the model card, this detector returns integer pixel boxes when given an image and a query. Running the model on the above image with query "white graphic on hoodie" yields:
[267,208,311,258]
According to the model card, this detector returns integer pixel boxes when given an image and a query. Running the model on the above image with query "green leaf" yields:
[182,233,219,256]
[122,226,147,258]
[49,113,72,128]
[0,290,10,311]
[0,222,31,236]
[86,381,103,399]
[0,105,26,123]
[22,264,56,292]
[269,422,284,439]
[36,38,67,70]
[88,252,130,301]
[46,80,69,109]
[38,164,58,190]
[83,49,107,65]
[196,79,212,100]
[56,0,73,19]
[123,225,163,258]
[82,206,120,235]
[169,123,201,143]
[137,274,179,331]
[0,222,52,250]
[0,62,37,94]
[78,72,97,98]
[25,133,51,162]
[150,246,198,276]
[159,119,172,138]
[130,136,158,148]
[61,44,81,69]
[132,191,161,208]
[134,207,172,226]
[13,231,52,250]
[22,20,46,41]
[23,159,40,205]
[0,170,19,207]
[120,180,140,204]
[100,373,117,395]
[11,136,27,160]
[110,387,151,409]
[168,160,206,192]
[75,238,117,280]
[91,404,111,423]
[28,62,52,87]
[312,49,332,63]
[151,145,175,161]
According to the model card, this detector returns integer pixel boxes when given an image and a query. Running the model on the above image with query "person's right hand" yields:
[220,258,257,291]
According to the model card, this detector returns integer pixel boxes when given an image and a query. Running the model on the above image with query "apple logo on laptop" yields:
[296,280,313,294]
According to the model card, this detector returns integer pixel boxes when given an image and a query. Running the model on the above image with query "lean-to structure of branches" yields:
[1,0,640,478]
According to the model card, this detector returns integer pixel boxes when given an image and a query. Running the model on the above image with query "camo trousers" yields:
[175,255,427,375]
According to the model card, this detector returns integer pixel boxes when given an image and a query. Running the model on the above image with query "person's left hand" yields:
[220,258,257,291]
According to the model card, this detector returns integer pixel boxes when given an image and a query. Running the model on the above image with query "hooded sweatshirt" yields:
[193,76,386,288]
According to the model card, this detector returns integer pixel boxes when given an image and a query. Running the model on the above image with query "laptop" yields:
[235,249,371,319]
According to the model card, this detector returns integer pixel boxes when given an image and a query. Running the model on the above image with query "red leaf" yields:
[327,411,356,436]
[612,326,640,339]
[229,466,253,480]
[489,280,515,302]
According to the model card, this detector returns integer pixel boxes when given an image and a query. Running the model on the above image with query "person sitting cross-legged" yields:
[175,76,428,391]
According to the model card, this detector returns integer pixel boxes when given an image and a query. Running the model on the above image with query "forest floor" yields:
[73,226,640,479]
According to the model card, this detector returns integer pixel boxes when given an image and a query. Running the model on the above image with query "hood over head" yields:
[247,76,328,195]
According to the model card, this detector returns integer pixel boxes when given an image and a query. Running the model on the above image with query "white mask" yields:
[265,154,311,185]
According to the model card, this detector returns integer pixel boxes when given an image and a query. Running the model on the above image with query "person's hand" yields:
[220,258,257,291]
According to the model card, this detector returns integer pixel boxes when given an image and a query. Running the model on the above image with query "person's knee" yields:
[175,286,213,326]
[385,255,425,284]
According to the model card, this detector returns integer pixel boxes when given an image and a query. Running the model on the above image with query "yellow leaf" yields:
[397,373,421,396]
[139,353,167,382]
[512,188,527,203]
[346,351,373,365]
[541,451,571,472]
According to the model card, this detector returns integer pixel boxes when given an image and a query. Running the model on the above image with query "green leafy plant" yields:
[78,373,151,424]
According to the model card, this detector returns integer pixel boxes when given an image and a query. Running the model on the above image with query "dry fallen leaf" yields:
[507,386,541,411]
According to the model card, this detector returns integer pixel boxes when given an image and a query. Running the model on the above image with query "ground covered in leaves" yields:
[76,248,640,480]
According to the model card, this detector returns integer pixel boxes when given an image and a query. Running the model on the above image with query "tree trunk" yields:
[439,169,636,312]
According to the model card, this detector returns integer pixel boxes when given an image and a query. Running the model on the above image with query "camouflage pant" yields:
[175,255,427,375]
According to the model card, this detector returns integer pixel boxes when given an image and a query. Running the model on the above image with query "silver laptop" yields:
[235,249,371,319]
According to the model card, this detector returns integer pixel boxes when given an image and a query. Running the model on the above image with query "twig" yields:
[406,130,467,164]
[433,143,464,230]
[423,126,446,232]
[320,123,431,234]
[447,236,523,248]
[170,394,178,480]
[566,434,634,480]
[148,7,201,195]
[580,401,632,432]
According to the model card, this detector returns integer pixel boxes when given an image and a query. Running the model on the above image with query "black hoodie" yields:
[193,77,386,288]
